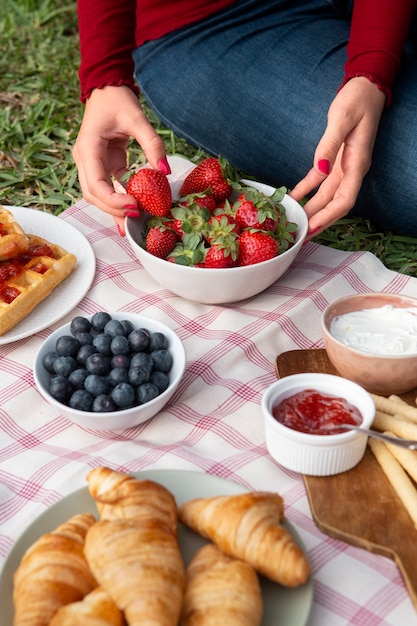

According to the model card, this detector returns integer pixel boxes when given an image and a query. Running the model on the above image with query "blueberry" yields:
[92,394,117,412]
[76,344,96,367]
[150,349,173,373]
[104,319,127,337]
[150,370,170,392]
[68,368,89,390]
[55,335,80,357]
[85,353,112,376]
[149,332,168,351]
[128,328,150,352]
[53,355,78,377]
[42,351,58,374]
[69,389,94,411]
[73,331,94,346]
[93,333,113,355]
[130,352,153,371]
[84,374,111,397]
[110,335,130,356]
[128,366,150,386]
[137,382,160,404]
[49,375,73,403]
[70,316,92,335]
[111,383,135,408]
[111,354,131,369]
[120,319,134,335]
[91,311,112,332]
[108,367,129,386]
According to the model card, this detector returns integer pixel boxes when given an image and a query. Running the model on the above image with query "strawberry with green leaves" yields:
[179,156,238,203]
[204,237,239,268]
[204,212,241,244]
[179,191,217,213]
[167,237,207,266]
[145,224,179,259]
[170,204,211,247]
[233,187,279,232]
[126,168,172,217]
[237,230,278,266]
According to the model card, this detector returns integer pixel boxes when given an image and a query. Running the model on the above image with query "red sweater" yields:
[77,0,416,103]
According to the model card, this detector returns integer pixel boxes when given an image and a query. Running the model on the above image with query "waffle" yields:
[0,208,30,261]
[0,234,77,336]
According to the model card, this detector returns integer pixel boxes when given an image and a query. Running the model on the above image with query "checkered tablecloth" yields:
[1,198,417,625]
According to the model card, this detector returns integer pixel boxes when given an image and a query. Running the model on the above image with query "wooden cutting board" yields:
[276,349,417,610]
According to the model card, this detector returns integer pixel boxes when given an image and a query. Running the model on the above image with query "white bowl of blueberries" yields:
[33,311,186,430]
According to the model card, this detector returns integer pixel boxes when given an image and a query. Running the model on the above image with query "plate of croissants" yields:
[1,466,313,625]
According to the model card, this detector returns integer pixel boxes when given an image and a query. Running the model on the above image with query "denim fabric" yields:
[133,0,417,235]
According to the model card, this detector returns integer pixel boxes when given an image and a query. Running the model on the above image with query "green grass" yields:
[1,0,417,276]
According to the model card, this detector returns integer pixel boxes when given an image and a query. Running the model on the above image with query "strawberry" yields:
[179,191,217,212]
[204,239,238,268]
[204,213,240,244]
[166,239,206,266]
[234,187,279,232]
[145,225,178,259]
[237,230,278,266]
[170,204,210,247]
[126,168,172,217]
[179,156,237,203]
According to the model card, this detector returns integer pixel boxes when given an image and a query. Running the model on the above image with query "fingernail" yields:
[126,211,140,218]
[158,157,171,175]
[117,224,125,237]
[303,226,321,245]
[123,204,138,211]
[318,159,331,175]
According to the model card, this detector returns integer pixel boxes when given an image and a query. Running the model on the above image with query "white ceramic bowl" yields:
[33,312,186,431]
[321,292,417,395]
[125,161,308,304]
[262,373,375,476]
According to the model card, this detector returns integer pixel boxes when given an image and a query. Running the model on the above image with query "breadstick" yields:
[369,438,417,530]
[383,432,417,484]
[373,411,417,440]
[371,394,417,424]
[388,395,409,405]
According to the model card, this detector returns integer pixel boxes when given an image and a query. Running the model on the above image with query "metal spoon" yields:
[333,424,417,450]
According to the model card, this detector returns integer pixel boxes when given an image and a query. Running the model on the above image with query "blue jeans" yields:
[133,0,417,235]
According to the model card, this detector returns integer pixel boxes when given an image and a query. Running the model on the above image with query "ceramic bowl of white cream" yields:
[321,293,417,395]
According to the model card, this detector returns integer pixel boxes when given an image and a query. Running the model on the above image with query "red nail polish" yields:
[318,159,331,175]
[126,211,140,218]
[117,224,125,237]
[123,204,138,211]
[308,226,321,236]
[158,157,171,175]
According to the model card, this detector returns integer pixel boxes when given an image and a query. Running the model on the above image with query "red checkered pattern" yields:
[1,199,416,625]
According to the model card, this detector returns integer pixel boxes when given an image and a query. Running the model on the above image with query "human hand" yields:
[73,85,169,236]
[289,77,386,236]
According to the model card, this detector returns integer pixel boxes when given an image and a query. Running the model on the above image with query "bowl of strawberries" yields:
[125,156,308,304]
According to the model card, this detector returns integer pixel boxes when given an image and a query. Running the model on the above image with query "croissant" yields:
[49,586,125,626]
[181,543,262,626]
[84,518,185,626]
[178,492,310,587]
[87,466,178,534]
[13,512,97,626]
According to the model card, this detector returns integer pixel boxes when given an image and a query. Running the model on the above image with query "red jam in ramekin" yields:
[272,389,362,435]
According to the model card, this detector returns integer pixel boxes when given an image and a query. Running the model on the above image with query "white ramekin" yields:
[262,373,375,476]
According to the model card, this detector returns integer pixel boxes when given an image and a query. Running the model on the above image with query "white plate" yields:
[0,469,313,625]
[0,207,95,344]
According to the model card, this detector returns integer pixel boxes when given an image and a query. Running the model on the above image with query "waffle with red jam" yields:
[0,226,77,336]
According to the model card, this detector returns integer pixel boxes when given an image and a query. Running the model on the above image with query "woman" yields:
[74,0,417,236]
